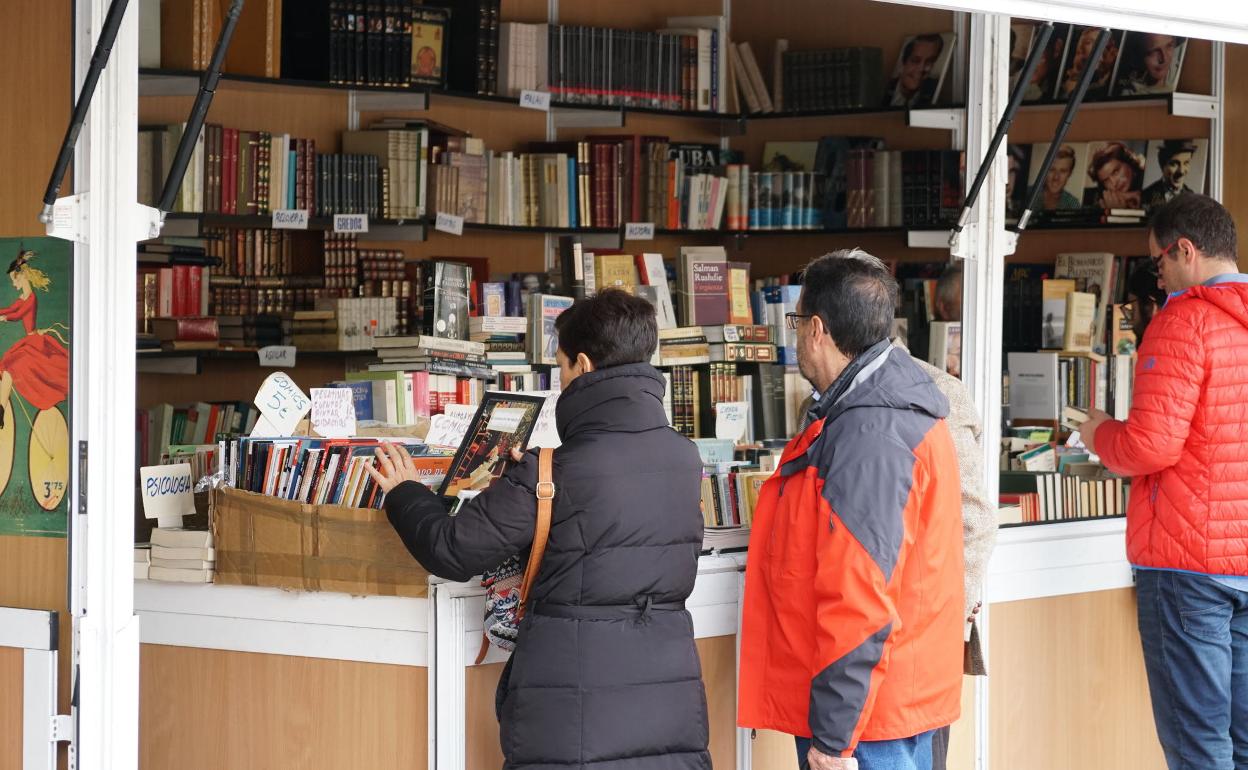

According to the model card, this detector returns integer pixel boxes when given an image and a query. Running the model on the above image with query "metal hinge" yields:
[77,442,87,516]
[50,714,74,743]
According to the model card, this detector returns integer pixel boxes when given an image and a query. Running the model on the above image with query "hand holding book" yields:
[367,443,423,493]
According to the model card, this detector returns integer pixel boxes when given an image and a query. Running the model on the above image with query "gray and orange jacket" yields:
[738,340,965,755]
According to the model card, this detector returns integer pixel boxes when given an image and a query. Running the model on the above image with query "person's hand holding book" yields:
[366,442,421,493]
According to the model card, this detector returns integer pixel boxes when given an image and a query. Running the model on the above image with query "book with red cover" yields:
[171,265,190,316]
[151,316,220,342]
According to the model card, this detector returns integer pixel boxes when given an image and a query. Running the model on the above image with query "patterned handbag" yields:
[475,447,555,663]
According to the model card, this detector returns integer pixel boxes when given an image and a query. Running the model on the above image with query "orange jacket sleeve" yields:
[1096,304,1204,477]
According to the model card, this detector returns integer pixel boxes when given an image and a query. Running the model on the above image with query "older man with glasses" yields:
[1080,194,1248,770]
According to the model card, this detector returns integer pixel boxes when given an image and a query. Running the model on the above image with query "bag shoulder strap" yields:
[517,447,555,620]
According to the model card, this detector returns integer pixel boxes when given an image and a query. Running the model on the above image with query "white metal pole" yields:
[69,0,142,767]
[957,11,1011,770]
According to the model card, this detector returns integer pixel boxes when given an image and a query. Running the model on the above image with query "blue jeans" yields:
[795,731,934,770]
[1136,569,1248,770]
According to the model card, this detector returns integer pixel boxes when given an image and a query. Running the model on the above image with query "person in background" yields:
[368,290,711,770]
[1123,260,1168,345]
[1116,33,1186,95]
[739,249,964,770]
[920,261,996,770]
[1079,194,1248,770]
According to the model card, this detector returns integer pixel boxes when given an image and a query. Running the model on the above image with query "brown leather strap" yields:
[517,447,555,621]
[474,448,555,664]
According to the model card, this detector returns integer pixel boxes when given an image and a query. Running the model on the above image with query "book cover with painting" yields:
[437,392,546,499]
[1054,252,1115,353]
[424,260,471,340]
[0,238,71,537]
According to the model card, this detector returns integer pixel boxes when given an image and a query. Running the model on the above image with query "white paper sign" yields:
[722,326,741,342]
[486,407,526,433]
[258,345,297,368]
[624,222,656,241]
[333,213,370,233]
[435,212,464,236]
[424,404,478,448]
[715,401,750,442]
[254,372,312,437]
[311,388,357,439]
[527,392,562,449]
[250,414,281,437]
[140,463,197,521]
[272,209,310,230]
[519,89,552,111]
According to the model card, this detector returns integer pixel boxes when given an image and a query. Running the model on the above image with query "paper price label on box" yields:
[333,213,369,233]
[519,90,552,111]
[527,392,562,449]
[140,463,197,521]
[715,402,750,442]
[435,212,464,236]
[624,222,656,241]
[254,372,312,437]
[258,345,297,368]
[311,387,357,439]
[272,209,310,230]
[424,404,478,448]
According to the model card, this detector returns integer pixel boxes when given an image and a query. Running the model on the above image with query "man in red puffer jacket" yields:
[1080,194,1248,770]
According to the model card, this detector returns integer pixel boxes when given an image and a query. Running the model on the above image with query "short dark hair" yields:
[1149,193,1238,263]
[903,33,945,62]
[1127,260,1167,306]
[800,249,897,358]
[554,289,657,368]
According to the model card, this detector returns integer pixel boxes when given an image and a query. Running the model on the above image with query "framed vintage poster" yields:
[0,238,71,537]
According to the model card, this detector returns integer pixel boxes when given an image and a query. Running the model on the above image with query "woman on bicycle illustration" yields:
[0,251,69,428]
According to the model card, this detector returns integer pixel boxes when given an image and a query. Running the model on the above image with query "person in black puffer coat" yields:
[368,289,711,770]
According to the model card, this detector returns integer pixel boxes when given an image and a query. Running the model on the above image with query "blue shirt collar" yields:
[1203,272,1248,287]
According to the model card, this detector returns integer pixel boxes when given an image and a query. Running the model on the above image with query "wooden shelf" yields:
[1000,514,1126,530]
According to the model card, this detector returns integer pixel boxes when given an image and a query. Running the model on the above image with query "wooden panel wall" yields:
[138,644,428,770]
[1222,43,1248,271]
[0,646,21,770]
[989,588,1165,770]
[466,635,739,768]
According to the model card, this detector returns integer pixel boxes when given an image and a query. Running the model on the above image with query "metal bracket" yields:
[45,194,90,243]
[908,229,955,250]
[946,222,1016,260]
[907,107,965,131]
[50,714,74,743]
[1169,92,1220,120]
[45,194,164,243]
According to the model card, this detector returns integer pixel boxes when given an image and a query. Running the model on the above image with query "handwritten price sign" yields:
[254,372,312,436]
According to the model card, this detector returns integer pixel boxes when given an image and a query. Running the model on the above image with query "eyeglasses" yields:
[785,312,814,330]
[1152,240,1179,269]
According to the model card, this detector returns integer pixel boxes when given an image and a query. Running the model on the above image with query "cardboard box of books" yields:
[211,487,430,598]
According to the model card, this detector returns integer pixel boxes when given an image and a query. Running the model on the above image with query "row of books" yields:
[999,469,1128,524]
[229,436,447,507]
[283,1,433,88]
[137,264,211,332]
[139,401,263,468]
[700,464,768,529]
[495,17,729,112]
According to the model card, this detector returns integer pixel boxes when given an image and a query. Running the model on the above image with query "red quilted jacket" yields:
[1094,276,1248,575]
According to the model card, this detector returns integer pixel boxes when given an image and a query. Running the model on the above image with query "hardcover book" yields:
[423,261,472,340]
[438,392,546,499]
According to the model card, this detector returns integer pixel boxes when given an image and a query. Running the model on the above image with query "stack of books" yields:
[147,528,215,584]
[134,545,151,580]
